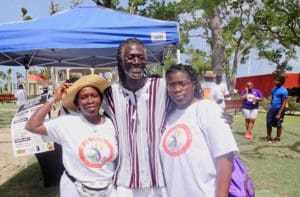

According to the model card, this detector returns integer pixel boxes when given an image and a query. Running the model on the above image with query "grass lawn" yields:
[231,110,300,197]
[0,102,17,129]
[0,103,299,196]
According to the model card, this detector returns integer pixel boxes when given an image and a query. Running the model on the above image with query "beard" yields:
[123,64,146,80]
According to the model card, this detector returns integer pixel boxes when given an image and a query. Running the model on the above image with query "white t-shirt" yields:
[201,82,225,108]
[160,100,238,197]
[44,114,118,183]
[217,82,230,99]
[14,89,27,107]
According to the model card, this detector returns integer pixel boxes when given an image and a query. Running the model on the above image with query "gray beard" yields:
[123,69,145,80]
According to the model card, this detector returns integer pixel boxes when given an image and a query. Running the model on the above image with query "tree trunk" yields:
[228,49,242,94]
[210,7,225,75]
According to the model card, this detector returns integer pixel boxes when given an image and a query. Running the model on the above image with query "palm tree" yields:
[7,68,13,93]
[0,71,7,93]
[16,72,24,87]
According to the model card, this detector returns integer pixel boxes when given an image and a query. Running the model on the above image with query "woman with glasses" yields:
[240,81,263,139]
[160,64,238,197]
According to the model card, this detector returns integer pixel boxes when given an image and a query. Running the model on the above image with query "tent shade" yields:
[0,6,179,68]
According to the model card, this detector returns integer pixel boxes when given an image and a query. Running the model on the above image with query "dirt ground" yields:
[0,126,33,185]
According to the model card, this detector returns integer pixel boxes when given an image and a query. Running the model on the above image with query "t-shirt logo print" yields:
[202,88,211,100]
[79,138,114,168]
[162,124,192,157]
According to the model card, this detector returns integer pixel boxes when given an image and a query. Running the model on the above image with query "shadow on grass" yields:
[238,137,300,160]
[232,113,300,196]
[234,131,246,137]
[0,162,59,196]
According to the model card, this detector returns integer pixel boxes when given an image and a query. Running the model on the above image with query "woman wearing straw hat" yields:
[25,74,118,197]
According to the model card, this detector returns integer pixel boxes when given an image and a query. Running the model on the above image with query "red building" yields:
[236,73,300,98]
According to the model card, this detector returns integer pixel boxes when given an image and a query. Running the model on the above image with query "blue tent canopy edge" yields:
[0,6,180,68]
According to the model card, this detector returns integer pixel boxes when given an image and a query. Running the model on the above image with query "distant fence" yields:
[225,99,243,114]
[0,94,16,103]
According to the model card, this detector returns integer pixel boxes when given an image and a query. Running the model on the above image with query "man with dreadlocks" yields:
[103,38,168,196]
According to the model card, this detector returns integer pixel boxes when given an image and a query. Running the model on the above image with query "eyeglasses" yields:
[167,81,193,90]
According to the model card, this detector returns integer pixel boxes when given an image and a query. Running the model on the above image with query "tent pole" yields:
[25,68,29,96]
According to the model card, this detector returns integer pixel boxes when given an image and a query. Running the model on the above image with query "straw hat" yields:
[62,74,110,112]
[203,71,216,78]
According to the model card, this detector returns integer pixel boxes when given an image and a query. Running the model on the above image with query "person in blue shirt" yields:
[266,76,288,143]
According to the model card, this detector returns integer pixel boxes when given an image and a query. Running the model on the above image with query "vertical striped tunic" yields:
[103,78,167,189]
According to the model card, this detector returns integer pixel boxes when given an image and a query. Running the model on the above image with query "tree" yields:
[173,0,227,74]
[222,0,258,93]
[0,71,6,80]
[49,0,61,15]
[6,68,13,93]
[253,0,300,75]
[140,0,178,21]
[16,72,24,86]
[39,68,51,80]
[0,71,7,93]
[21,8,32,21]
[92,0,119,9]
[70,0,84,8]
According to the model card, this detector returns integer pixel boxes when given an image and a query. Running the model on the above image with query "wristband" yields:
[47,97,55,107]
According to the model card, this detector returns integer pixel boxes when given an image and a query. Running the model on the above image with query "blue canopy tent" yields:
[0,6,180,68]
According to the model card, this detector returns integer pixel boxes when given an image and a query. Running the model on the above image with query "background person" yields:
[266,76,288,143]
[216,72,231,101]
[25,75,117,197]
[201,71,224,109]
[240,81,263,139]
[161,64,238,196]
[14,84,27,110]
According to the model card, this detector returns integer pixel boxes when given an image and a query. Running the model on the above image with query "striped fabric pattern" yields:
[103,78,167,189]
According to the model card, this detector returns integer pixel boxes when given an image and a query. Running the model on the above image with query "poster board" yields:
[10,94,54,157]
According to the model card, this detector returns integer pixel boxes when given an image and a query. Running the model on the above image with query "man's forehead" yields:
[125,43,144,50]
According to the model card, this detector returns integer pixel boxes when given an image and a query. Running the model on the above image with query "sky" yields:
[0,0,299,85]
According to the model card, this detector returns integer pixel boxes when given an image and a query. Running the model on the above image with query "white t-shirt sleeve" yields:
[44,116,68,144]
[196,100,239,158]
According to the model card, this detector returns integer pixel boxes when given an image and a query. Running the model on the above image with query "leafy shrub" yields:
[260,97,300,114]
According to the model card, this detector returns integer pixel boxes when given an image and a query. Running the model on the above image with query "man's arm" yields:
[276,97,288,119]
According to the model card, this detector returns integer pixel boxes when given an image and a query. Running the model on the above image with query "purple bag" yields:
[229,156,255,197]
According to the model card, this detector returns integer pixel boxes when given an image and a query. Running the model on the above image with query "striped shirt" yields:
[103,78,167,189]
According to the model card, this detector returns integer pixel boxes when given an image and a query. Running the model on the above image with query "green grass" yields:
[0,158,59,196]
[231,110,300,197]
[0,106,299,196]
[0,102,17,128]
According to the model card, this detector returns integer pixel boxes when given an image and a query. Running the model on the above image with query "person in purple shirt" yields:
[240,81,263,139]
[266,76,288,143]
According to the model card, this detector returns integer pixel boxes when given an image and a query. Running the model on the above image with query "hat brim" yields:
[204,74,216,78]
[62,75,110,112]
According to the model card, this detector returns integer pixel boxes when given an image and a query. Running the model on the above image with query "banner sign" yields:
[11,94,54,157]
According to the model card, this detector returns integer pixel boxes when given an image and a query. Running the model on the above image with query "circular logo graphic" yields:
[162,124,192,157]
[79,137,114,168]
[247,94,254,102]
